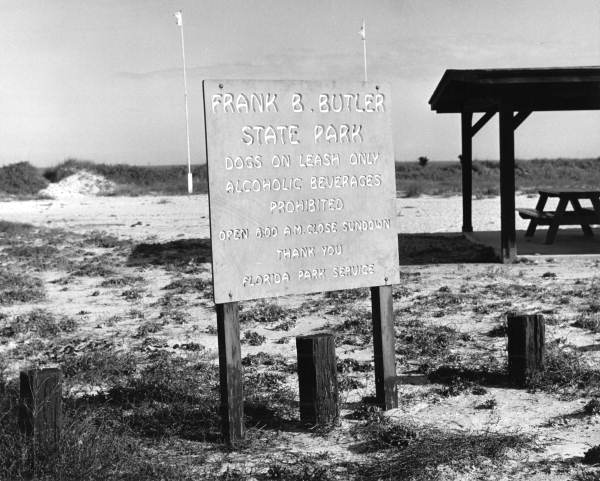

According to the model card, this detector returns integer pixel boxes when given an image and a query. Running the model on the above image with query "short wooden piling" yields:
[507,313,545,386]
[19,367,62,460]
[296,334,338,425]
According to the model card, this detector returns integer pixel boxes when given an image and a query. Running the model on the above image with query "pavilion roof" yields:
[429,66,600,113]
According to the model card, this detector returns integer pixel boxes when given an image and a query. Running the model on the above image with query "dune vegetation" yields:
[1,157,599,198]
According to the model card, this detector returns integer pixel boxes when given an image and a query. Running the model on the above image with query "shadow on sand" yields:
[126,238,212,267]
[398,233,499,265]
[125,234,500,268]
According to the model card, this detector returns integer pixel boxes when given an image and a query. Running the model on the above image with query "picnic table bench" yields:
[517,190,600,244]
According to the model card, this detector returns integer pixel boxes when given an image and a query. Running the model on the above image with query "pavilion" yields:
[429,66,600,262]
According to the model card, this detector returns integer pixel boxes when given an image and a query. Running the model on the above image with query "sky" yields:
[1,0,599,167]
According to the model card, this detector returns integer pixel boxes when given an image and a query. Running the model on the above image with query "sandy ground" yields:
[1,193,539,241]
[2,192,600,479]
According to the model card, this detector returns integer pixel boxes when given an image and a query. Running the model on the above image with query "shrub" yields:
[0,162,48,195]
[404,181,422,198]
[395,317,458,363]
[0,221,34,235]
[44,158,209,195]
[527,341,600,395]
[242,330,266,346]
[239,301,296,324]
[135,320,163,338]
[5,309,77,338]
[0,269,45,305]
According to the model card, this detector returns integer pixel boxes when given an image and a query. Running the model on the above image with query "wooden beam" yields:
[371,285,397,409]
[499,108,517,262]
[513,110,532,130]
[216,302,244,445]
[461,111,473,232]
[470,110,495,137]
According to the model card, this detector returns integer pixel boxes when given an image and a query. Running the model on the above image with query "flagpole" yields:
[176,11,193,194]
[361,19,368,82]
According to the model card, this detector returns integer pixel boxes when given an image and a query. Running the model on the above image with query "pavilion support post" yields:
[461,111,473,233]
[499,108,517,263]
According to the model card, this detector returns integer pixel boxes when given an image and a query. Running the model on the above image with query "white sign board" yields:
[203,80,399,303]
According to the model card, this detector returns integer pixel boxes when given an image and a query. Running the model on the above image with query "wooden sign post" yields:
[371,285,398,409]
[203,80,400,444]
[216,302,243,442]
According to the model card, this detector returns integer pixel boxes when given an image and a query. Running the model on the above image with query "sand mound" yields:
[39,170,116,199]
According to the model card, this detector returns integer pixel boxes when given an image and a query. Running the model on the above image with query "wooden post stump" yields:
[19,367,62,461]
[296,334,339,425]
[507,313,545,386]
[216,302,244,446]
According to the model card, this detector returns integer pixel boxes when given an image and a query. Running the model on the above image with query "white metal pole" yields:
[361,19,368,82]
[176,11,193,194]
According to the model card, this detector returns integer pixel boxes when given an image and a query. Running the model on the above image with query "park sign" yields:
[203,79,400,303]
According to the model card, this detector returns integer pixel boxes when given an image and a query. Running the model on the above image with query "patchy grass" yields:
[2,244,74,271]
[0,407,197,481]
[1,309,77,338]
[397,287,476,318]
[427,355,507,389]
[324,288,370,302]
[84,231,126,248]
[60,348,138,385]
[0,220,35,235]
[243,367,297,429]
[334,308,372,347]
[134,320,164,338]
[155,293,187,310]
[572,314,600,333]
[351,414,529,480]
[0,365,202,481]
[242,330,267,346]
[99,352,220,442]
[99,275,145,288]
[239,300,297,325]
[242,352,293,372]
[121,287,145,301]
[0,269,45,305]
[69,259,117,278]
[162,276,212,296]
[527,340,600,396]
[395,317,460,368]
[159,308,191,325]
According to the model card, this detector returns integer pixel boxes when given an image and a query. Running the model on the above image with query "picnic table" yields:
[517,190,600,244]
